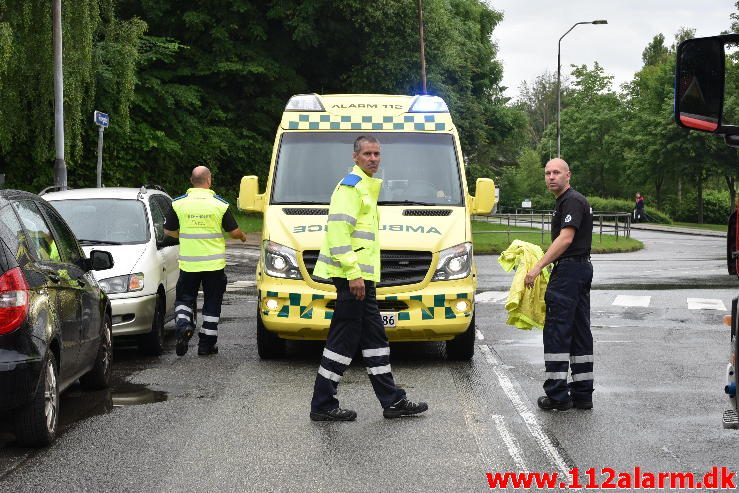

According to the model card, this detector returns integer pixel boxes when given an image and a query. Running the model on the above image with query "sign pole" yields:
[93,110,109,187]
[96,125,104,188]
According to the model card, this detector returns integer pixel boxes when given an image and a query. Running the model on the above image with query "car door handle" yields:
[48,273,60,283]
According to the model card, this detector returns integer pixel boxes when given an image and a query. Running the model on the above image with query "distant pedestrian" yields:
[634,193,645,222]
[524,158,594,411]
[164,165,247,356]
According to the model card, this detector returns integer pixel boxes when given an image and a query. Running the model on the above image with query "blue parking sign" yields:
[94,111,109,128]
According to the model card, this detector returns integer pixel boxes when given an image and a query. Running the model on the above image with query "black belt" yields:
[556,255,591,264]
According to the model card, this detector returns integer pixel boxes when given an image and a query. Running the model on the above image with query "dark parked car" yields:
[0,190,114,446]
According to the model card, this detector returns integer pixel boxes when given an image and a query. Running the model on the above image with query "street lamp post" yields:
[557,19,607,158]
[53,0,67,190]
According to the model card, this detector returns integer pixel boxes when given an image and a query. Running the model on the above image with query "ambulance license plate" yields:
[380,312,396,328]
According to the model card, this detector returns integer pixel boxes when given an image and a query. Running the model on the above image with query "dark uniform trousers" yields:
[174,269,227,348]
[311,278,406,412]
[543,259,594,403]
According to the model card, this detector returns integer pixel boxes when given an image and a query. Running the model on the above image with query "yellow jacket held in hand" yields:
[497,240,549,330]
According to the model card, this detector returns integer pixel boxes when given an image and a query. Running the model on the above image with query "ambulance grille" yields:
[283,208,328,215]
[326,299,409,312]
[402,209,452,216]
[302,250,432,288]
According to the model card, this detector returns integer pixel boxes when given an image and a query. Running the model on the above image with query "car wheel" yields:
[446,311,475,361]
[80,314,113,390]
[14,352,59,447]
[139,294,165,356]
[257,309,285,359]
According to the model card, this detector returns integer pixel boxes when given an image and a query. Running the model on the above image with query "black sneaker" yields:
[175,327,194,356]
[537,396,573,411]
[573,400,593,410]
[383,398,428,418]
[310,407,357,422]
[197,345,218,356]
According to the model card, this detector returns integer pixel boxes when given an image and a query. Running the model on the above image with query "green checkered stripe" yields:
[282,113,449,131]
[261,290,471,321]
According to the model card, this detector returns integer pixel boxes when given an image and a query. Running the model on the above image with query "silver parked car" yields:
[44,187,179,355]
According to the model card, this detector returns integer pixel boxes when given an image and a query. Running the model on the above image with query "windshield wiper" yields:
[77,239,123,246]
[377,200,437,206]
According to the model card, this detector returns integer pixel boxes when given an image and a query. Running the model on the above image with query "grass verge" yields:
[231,213,644,254]
[471,221,642,255]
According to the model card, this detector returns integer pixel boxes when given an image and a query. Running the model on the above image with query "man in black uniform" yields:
[524,158,594,411]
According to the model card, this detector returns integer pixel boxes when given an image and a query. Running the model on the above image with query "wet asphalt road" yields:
[0,229,736,492]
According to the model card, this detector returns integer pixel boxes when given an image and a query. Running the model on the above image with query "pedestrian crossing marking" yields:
[612,295,651,307]
[476,291,509,303]
[687,298,726,311]
[226,280,256,292]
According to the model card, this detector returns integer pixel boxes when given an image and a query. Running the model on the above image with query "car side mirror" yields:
[157,235,179,249]
[88,250,114,271]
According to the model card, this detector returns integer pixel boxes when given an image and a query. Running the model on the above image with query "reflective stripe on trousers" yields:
[311,278,405,412]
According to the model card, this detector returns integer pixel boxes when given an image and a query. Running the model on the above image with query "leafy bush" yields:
[667,190,732,224]
[588,196,672,224]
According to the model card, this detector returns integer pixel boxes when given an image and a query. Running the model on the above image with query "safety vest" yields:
[172,188,228,272]
[313,165,381,282]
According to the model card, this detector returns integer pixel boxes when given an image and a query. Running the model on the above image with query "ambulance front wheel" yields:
[257,310,286,359]
[446,311,475,361]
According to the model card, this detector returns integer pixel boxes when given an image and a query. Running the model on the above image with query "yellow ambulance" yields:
[238,94,495,360]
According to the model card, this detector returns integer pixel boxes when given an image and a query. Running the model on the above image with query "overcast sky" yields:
[491,0,737,100]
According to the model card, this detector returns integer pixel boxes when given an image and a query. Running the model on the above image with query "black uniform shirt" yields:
[164,203,239,233]
[551,187,593,258]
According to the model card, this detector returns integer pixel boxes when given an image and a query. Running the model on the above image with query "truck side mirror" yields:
[238,176,265,213]
[471,178,495,215]
[675,35,735,134]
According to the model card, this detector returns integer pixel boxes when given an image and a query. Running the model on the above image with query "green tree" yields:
[539,62,627,197]
[0,0,144,190]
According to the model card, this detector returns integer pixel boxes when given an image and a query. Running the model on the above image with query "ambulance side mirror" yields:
[471,178,495,215]
[238,176,265,213]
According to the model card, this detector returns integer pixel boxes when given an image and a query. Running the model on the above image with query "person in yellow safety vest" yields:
[164,165,247,356]
[309,135,428,422]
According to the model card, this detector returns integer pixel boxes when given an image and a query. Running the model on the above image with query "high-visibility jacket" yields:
[497,239,549,330]
[313,165,381,282]
[172,188,228,272]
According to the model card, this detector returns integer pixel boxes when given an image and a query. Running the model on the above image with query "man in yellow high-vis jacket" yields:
[164,166,247,356]
[309,136,428,422]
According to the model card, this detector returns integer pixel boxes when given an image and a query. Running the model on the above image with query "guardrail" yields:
[472,211,632,243]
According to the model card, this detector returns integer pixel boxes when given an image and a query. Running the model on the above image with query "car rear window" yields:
[50,198,150,245]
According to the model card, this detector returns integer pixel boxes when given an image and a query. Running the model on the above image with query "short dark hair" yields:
[353,135,380,153]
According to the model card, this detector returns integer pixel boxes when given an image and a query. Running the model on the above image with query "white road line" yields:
[687,298,727,311]
[612,295,651,307]
[476,291,509,303]
[491,414,529,472]
[226,280,256,292]
[475,329,484,340]
[479,345,573,480]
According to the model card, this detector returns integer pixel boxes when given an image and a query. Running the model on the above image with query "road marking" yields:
[227,250,260,258]
[491,414,529,472]
[476,290,509,303]
[687,298,727,311]
[612,295,651,307]
[226,280,256,292]
[479,345,573,480]
[475,329,484,340]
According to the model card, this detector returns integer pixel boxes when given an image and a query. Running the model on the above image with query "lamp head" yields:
[592,19,608,24]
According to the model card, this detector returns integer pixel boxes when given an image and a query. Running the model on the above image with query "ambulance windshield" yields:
[271,132,464,206]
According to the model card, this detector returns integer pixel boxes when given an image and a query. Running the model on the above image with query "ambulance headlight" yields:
[263,241,303,279]
[432,243,472,281]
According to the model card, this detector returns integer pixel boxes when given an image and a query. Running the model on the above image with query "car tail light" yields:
[0,267,30,335]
